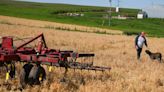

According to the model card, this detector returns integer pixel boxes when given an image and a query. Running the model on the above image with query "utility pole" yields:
[116,0,120,13]
[117,0,120,7]
[109,0,112,26]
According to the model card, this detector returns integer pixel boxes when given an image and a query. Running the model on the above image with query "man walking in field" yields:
[135,32,148,60]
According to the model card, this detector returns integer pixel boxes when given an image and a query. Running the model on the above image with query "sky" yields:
[18,0,164,9]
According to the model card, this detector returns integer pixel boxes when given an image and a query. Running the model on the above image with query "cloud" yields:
[144,4,164,18]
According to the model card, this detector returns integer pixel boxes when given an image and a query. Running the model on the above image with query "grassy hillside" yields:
[0,0,164,37]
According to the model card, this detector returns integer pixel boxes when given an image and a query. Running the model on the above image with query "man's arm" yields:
[143,36,148,47]
[135,35,139,47]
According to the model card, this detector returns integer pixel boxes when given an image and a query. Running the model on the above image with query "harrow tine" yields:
[68,65,111,72]
[49,61,111,72]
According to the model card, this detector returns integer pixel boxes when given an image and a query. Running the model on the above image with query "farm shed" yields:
[137,11,148,19]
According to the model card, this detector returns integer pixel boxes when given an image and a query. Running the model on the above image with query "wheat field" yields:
[0,16,164,92]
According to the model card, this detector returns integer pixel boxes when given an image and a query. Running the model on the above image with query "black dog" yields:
[145,50,162,62]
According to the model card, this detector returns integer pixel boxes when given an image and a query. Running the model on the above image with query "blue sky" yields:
[18,0,164,9]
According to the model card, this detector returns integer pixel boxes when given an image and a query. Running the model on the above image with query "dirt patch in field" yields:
[0,15,122,35]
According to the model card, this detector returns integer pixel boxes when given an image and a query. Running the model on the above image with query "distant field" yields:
[0,0,164,37]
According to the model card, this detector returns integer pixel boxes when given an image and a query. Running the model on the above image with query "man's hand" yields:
[135,45,138,49]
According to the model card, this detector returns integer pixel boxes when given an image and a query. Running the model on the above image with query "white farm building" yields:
[137,11,148,19]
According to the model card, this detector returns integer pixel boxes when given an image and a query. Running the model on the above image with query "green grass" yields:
[0,0,164,37]
[109,19,164,37]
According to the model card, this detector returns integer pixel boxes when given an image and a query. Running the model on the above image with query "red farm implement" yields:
[0,33,111,86]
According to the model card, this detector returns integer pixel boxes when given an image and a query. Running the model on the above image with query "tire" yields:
[9,63,16,78]
[35,66,46,84]
[28,65,38,85]
[19,63,33,88]
[23,63,33,83]
[19,69,26,88]
[28,65,46,85]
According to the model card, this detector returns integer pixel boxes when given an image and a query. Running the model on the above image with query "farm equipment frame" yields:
[0,33,111,83]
